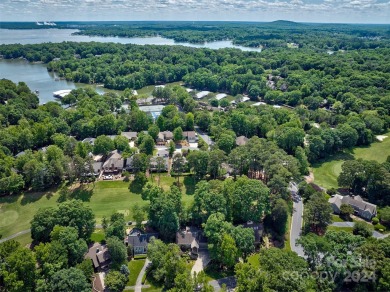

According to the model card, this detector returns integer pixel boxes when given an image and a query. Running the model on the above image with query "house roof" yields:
[242,221,264,243]
[215,93,227,100]
[236,136,249,146]
[92,162,103,174]
[121,132,138,139]
[176,227,201,246]
[183,131,196,139]
[161,131,173,140]
[85,243,110,269]
[328,194,377,215]
[103,150,124,169]
[127,232,158,247]
[196,91,210,99]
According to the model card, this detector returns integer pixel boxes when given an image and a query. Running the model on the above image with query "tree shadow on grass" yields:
[57,184,93,203]
[311,151,355,168]
[20,185,59,206]
[183,176,196,195]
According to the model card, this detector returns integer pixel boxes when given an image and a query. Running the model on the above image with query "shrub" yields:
[374,223,386,232]
[353,221,373,238]
[372,217,379,225]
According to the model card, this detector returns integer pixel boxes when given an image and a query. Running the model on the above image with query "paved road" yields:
[191,249,210,276]
[290,197,305,257]
[330,222,390,239]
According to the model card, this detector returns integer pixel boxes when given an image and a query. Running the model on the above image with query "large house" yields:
[176,226,206,258]
[156,131,173,145]
[328,194,377,220]
[126,229,158,255]
[183,131,198,143]
[102,150,124,174]
[85,243,111,271]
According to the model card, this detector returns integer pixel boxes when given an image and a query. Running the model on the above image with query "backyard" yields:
[0,174,195,244]
[312,133,390,189]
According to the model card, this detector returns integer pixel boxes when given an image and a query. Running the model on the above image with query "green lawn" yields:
[127,259,146,286]
[247,253,260,268]
[327,226,354,233]
[90,228,105,243]
[312,132,390,189]
[0,175,194,241]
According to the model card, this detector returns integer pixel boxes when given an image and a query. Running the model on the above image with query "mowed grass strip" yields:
[127,259,146,286]
[312,132,390,189]
[0,175,194,240]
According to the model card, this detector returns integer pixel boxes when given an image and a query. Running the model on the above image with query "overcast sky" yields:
[1,0,389,24]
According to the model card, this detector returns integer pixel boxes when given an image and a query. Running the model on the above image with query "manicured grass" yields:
[327,226,354,233]
[312,132,390,189]
[247,253,260,268]
[0,176,194,239]
[284,213,292,251]
[127,259,146,286]
[13,231,33,247]
[0,187,60,239]
[90,228,105,243]
[331,214,345,222]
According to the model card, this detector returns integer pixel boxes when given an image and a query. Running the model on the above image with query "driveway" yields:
[330,222,389,239]
[290,197,305,257]
[191,249,210,276]
[209,276,236,291]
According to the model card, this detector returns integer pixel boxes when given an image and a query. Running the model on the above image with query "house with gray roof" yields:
[328,194,377,220]
[176,226,206,258]
[126,229,158,255]
[85,243,111,271]
[183,131,198,143]
[102,150,124,174]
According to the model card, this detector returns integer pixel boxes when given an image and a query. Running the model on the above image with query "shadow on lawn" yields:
[57,184,94,203]
[183,176,196,195]
[20,185,60,206]
[311,151,354,168]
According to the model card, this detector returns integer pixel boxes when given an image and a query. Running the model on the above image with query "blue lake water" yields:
[0,29,261,104]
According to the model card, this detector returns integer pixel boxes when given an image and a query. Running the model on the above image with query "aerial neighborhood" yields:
[1,20,390,292]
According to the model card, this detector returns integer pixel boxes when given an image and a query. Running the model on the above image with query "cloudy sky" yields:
[1,0,389,23]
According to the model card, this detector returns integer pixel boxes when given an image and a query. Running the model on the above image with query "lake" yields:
[0,28,262,104]
[0,59,108,104]
[0,29,262,52]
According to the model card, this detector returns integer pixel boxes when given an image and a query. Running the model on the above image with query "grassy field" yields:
[0,175,195,241]
[127,259,146,286]
[312,132,390,189]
